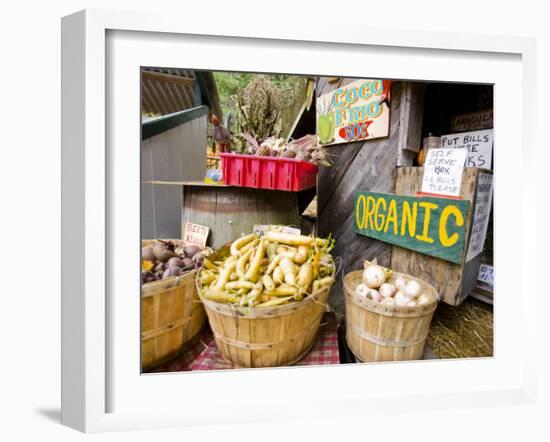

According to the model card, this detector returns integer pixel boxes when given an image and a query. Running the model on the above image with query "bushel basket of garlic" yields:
[141,239,209,370]
[343,260,439,362]
[196,230,336,368]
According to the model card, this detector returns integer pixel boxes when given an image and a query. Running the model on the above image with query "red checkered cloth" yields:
[190,311,339,370]
[148,327,212,373]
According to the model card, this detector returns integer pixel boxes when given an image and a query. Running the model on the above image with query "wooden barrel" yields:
[141,240,206,370]
[197,245,334,368]
[343,270,438,362]
[181,184,300,249]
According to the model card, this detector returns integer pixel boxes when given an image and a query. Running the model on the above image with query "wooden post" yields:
[317,82,425,317]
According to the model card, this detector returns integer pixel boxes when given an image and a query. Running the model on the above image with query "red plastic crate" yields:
[220,153,318,192]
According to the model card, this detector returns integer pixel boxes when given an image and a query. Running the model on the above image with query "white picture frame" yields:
[61,9,538,433]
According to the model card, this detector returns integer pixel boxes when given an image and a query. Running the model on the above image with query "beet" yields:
[162,266,181,279]
[142,246,155,262]
[153,243,175,262]
[167,257,184,268]
[184,245,201,258]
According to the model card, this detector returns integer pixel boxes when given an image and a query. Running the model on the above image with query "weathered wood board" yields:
[391,167,487,305]
[354,191,470,264]
[182,185,300,249]
[318,82,424,318]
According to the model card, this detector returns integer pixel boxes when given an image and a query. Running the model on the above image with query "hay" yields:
[427,297,493,359]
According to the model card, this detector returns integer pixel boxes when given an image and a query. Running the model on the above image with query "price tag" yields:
[477,264,494,288]
[253,225,301,237]
[182,222,209,248]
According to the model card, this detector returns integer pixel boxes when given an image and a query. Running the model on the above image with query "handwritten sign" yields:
[183,222,209,249]
[253,225,301,237]
[420,148,467,198]
[440,129,493,169]
[354,191,470,263]
[477,264,494,288]
[466,171,493,262]
[450,109,493,132]
[317,79,391,145]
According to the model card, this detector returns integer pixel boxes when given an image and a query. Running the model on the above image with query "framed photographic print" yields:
[61,9,537,433]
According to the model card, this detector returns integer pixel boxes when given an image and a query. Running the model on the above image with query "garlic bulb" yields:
[395,277,408,291]
[362,265,387,289]
[405,280,422,298]
[381,297,395,306]
[418,293,432,305]
[366,289,382,303]
[394,291,412,306]
[355,283,369,298]
[379,283,396,298]
[406,300,417,307]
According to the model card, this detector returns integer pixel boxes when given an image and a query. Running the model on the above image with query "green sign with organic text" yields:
[353,191,470,264]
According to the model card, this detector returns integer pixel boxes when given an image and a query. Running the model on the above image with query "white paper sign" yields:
[183,222,209,248]
[478,264,494,288]
[253,225,301,237]
[440,129,493,169]
[420,148,467,197]
[466,171,493,262]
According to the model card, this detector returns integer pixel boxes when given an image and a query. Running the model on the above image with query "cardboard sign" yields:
[477,264,494,288]
[440,129,493,169]
[253,225,301,237]
[316,79,391,145]
[182,222,209,248]
[450,109,493,132]
[466,171,493,262]
[354,191,470,264]
[420,148,467,198]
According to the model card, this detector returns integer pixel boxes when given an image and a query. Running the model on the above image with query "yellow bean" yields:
[225,281,255,290]
[203,257,218,272]
[236,249,253,279]
[204,288,239,303]
[230,233,257,257]
[245,240,267,282]
[297,262,314,291]
[263,286,297,297]
[256,296,293,308]
[265,231,314,246]
[262,274,276,291]
[279,257,297,285]
[216,259,236,289]
[273,266,284,285]
[266,255,281,275]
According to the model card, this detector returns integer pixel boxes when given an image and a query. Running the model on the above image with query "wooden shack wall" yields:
[141,114,207,239]
[317,82,425,317]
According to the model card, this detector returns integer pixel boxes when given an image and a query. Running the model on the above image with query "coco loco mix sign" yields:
[353,191,470,264]
[317,79,391,146]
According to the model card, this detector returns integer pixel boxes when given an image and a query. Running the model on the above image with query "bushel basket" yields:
[344,269,438,362]
[141,239,206,370]
[196,244,334,368]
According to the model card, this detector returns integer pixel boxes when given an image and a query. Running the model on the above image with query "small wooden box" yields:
[391,167,492,306]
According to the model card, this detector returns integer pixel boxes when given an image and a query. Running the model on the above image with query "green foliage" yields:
[213,71,306,142]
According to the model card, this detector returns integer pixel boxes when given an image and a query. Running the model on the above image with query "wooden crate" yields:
[391,167,492,305]
[343,270,438,362]
[141,240,206,370]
